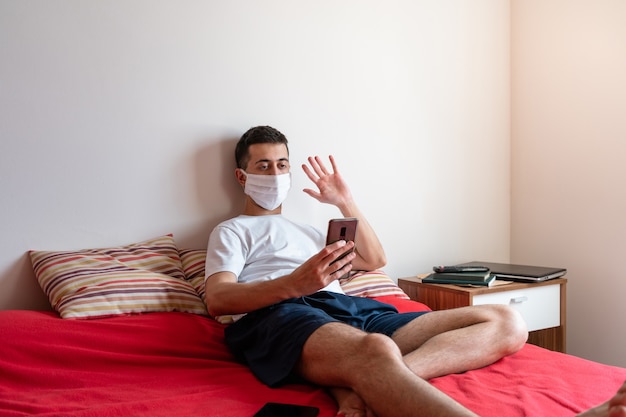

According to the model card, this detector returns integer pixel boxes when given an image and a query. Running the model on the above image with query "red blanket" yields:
[1,297,624,417]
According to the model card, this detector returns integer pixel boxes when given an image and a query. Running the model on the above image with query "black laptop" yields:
[460,261,567,282]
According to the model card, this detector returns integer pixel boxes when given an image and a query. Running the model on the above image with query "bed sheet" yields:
[0,310,336,417]
[1,298,625,417]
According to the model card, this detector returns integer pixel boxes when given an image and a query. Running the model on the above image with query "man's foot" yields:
[330,387,376,417]
[577,382,626,417]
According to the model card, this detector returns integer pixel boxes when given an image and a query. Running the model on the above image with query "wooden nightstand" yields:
[398,276,567,352]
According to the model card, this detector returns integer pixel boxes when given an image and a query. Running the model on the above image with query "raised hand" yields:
[302,155,353,209]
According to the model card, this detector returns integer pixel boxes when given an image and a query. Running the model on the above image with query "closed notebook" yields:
[422,274,496,287]
[429,270,491,282]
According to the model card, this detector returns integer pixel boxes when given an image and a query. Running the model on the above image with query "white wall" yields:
[6,0,621,368]
[511,0,626,367]
[0,1,511,311]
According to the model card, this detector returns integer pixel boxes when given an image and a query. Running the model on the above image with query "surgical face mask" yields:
[241,171,291,211]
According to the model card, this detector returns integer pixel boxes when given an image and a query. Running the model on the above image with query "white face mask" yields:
[241,171,292,211]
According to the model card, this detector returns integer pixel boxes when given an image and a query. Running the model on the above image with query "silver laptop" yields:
[460,261,567,282]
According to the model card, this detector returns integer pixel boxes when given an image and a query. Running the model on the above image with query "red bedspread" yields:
[1,297,625,417]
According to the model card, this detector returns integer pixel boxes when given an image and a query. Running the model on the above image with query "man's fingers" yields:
[327,155,339,174]
[313,155,331,176]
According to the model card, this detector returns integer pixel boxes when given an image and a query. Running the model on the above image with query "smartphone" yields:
[253,402,319,417]
[326,218,358,274]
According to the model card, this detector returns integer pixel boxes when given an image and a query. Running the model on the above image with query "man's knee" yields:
[297,325,403,386]
[361,333,401,357]
[488,304,528,352]
[351,333,404,374]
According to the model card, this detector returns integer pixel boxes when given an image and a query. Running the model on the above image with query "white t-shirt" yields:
[205,214,344,294]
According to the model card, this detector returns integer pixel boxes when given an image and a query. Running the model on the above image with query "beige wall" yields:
[0,2,511,310]
[511,0,626,367]
[3,0,623,368]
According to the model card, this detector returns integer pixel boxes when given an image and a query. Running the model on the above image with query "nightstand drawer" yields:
[472,284,560,332]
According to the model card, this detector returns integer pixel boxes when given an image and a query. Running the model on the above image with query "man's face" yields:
[244,143,290,175]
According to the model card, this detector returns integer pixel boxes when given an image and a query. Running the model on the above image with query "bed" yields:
[2,235,625,417]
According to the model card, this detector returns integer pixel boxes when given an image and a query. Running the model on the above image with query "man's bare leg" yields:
[329,387,374,417]
[298,322,479,417]
[328,304,526,415]
[577,381,626,417]
[392,304,528,379]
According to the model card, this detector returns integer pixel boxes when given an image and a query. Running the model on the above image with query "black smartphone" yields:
[253,402,319,417]
[326,218,358,277]
[326,217,358,247]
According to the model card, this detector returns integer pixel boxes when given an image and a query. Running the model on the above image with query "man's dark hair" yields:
[235,126,289,169]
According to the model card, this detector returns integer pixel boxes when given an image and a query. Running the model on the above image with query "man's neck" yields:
[243,197,282,216]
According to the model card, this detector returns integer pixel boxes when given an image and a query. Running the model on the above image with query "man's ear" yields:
[235,168,246,187]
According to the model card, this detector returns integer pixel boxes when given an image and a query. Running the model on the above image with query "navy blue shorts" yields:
[224,291,428,387]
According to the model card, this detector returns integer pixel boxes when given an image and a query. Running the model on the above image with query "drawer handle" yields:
[511,296,529,304]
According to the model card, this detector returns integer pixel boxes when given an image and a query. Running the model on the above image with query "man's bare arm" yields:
[205,240,356,317]
[302,155,386,271]
[337,201,386,271]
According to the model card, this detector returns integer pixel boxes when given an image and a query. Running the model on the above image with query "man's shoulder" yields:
[217,214,302,227]
[216,214,280,227]
[214,215,320,236]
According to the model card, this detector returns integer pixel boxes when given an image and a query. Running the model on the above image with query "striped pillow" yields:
[180,249,245,324]
[30,235,208,319]
[339,270,410,299]
[179,248,207,301]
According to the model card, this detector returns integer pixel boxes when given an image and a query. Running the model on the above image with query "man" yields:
[204,125,540,417]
